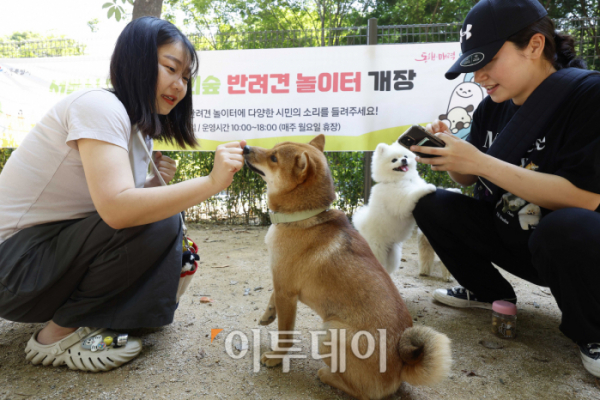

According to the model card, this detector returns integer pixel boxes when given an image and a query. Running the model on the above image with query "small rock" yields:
[197,348,206,360]
[462,369,483,377]
[532,356,549,363]
[243,288,251,296]
[254,286,263,291]
[230,280,238,285]
[533,302,540,308]
[538,286,552,296]
[479,340,505,350]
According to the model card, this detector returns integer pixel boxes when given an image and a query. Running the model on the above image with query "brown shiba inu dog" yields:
[244,135,451,400]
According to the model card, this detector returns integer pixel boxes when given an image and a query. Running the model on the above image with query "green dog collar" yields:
[269,207,329,224]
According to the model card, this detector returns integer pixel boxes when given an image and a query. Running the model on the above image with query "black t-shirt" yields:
[467,71,600,241]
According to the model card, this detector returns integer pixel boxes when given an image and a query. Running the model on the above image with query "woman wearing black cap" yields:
[411,0,600,378]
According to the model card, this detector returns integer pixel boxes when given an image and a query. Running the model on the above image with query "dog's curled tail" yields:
[398,326,452,386]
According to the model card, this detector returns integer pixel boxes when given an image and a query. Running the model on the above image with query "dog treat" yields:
[491,300,517,339]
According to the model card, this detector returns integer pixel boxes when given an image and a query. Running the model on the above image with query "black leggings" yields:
[414,189,600,345]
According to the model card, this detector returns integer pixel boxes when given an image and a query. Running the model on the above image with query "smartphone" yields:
[397,125,445,158]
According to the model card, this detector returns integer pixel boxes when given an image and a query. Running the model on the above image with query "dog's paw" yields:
[259,306,277,326]
[425,183,437,193]
[259,314,276,326]
[317,366,331,380]
[260,351,284,367]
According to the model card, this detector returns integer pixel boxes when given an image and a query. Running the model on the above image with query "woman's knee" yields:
[530,208,600,259]
[413,189,443,224]
[413,188,467,227]
[127,214,182,253]
[150,214,181,242]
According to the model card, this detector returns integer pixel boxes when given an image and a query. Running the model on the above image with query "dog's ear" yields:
[295,151,310,183]
[376,143,386,155]
[309,134,325,152]
[439,114,448,120]
[465,104,474,112]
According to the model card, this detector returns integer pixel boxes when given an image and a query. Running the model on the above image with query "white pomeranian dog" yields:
[353,140,452,280]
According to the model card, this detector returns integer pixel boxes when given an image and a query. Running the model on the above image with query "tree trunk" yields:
[132,0,163,20]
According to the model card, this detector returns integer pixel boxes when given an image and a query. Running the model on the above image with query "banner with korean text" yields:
[0,42,485,151]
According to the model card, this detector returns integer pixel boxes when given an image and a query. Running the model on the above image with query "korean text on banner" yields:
[0,42,484,151]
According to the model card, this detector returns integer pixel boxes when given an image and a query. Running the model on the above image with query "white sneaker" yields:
[432,285,516,310]
[580,343,600,378]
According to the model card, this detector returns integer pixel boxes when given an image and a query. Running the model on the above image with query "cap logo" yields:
[460,52,485,67]
[460,24,472,43]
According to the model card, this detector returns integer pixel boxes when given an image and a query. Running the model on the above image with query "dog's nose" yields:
[243,145,251,155]
[401,159,408,166]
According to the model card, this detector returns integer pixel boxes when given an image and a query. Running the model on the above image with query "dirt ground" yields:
[1,223,599,400]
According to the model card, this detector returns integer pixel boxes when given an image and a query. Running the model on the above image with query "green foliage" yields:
[87,18,100,33]
[6,31,42,41]
[0,149,15,174]
[545,0,599,19]
[103,0,133,22]
[353,0,478,26]
[0,32,85,58]
[327,152,365,215]
[0,147,467,224]
[162,151,270,224]
[165,0,375,49]
[166,1,598,34]
[159,150,367,224]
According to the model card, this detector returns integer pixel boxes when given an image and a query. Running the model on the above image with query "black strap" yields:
[475,68,594,203]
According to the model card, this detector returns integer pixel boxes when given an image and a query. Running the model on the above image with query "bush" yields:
[0,148,15,172]
[0,38,85,58]
[0,148,470,225]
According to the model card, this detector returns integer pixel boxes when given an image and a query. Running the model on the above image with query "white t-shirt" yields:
[0,89,153,245]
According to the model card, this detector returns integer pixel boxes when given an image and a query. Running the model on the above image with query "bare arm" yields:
[413,132,600,211]
[477,155,600,211]
[448,170,478,187]
[78,139,245,229]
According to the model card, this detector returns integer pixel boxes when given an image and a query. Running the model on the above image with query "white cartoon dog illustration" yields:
[441,73,486,139]
[439,105,474,134]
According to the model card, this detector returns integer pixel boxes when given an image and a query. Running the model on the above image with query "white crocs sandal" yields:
[25,326,142,372]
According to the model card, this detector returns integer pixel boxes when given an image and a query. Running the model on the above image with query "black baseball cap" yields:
[445,0,548,80]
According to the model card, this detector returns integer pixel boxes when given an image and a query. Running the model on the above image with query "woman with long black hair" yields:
[413,0,600,378]
[0,17,245,371]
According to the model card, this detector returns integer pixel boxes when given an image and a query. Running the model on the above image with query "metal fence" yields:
[1,18,597,69]
[185,18,599,69]
[0,38,86,58]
